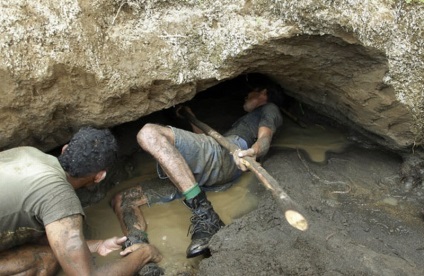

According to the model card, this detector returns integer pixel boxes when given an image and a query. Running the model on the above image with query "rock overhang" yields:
[0,0,422,155]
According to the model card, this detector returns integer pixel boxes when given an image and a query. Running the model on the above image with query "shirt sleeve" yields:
[40,185,85,226]
[259,103,283,133]
[27,173,86,226]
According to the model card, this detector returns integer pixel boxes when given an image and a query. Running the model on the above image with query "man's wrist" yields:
[87,239,103,254]
[122,232,149,250]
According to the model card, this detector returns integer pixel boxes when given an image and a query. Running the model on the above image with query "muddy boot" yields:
[123,232,165,276]
[137,263,164,276]
[184,191,225,258]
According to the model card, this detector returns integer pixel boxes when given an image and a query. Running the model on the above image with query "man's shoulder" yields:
[1,146,35,159]
[259,103,282,115]
[263,102,279,109]
[1,146,56,163]
[260,103,283,128]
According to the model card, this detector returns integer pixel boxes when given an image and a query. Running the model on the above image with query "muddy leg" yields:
[111,186,164,276]
[137,123,196,192]
[111,186,149,238]
[0,244,59,276]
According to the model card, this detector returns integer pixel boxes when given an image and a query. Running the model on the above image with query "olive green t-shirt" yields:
[0,147,85,250]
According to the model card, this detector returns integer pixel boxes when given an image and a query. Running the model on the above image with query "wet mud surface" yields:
[199,143,424,275]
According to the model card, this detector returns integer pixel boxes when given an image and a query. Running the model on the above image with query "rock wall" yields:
[0,0,423,152]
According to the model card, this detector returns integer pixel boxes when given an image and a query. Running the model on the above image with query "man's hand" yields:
[96,236,127,256]
[233,148,256,171]
[120,243,163,263]
[46,214,162,275]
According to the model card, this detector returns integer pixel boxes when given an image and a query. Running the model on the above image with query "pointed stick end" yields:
[285,210,309,231]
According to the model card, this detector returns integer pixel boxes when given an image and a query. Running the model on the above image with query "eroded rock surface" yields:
[1,0,423,154]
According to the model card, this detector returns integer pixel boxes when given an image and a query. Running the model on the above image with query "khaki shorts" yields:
[157,127,248,189]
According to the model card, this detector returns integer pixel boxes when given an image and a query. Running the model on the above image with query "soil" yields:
[200,143,424,275]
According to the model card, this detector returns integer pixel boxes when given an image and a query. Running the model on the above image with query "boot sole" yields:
[186,247,211,258]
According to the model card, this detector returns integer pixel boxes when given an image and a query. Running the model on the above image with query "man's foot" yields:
[184,191,225,258]
[137,263,165,276]
[123,233,165,276]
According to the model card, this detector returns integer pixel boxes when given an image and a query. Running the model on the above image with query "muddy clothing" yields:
[224,103,282,146]
[168,129,248,188]
[164,103,283,188]
[0,147,85,251]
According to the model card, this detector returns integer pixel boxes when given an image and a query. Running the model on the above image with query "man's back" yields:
[0,147,83,250]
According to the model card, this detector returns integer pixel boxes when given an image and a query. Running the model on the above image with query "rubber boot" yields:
[184,191,225,258]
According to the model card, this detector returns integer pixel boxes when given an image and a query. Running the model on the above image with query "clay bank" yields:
[1,0,424,275]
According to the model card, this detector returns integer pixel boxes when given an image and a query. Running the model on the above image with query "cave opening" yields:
[76,69,381,209]
[57,67,424,275]
[90,74,341,236]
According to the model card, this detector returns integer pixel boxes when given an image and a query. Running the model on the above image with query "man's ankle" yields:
[123,231,149,249]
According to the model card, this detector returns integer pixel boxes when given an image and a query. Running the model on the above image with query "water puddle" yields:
[272,121,348,163]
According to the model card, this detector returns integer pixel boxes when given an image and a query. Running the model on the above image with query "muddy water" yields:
[57,121,348,275]
[272,122,348,163]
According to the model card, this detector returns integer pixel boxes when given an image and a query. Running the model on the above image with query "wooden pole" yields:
[180,107,308,231]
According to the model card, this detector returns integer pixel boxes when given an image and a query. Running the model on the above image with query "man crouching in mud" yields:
[0,127,161,276]
[111,73,284,268]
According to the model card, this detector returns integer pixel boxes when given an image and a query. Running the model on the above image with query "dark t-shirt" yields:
[224,103,283,146]
[0,147,85,251]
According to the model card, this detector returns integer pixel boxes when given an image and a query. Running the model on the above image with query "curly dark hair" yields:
[58,127,118,178]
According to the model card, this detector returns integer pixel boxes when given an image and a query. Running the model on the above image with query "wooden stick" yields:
[180,107,308,231]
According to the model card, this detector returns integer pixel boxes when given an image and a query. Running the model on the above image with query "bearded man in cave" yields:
[111,74,285,260]
[0,126,161,276]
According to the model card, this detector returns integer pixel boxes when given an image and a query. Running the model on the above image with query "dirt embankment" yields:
[199,139,424,275]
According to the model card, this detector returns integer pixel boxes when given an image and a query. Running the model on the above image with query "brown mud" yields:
[201,142,424,275]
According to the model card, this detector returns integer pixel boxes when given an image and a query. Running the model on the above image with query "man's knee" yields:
[137,124,158,148]
[111,186,148,211]
[137,124,171,150]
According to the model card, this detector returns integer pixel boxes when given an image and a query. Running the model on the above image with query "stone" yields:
[0,0,423,154]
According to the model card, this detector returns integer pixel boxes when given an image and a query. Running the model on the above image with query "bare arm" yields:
[234,126,273,171]
[45,214,162,276]
[250,126,273,158]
